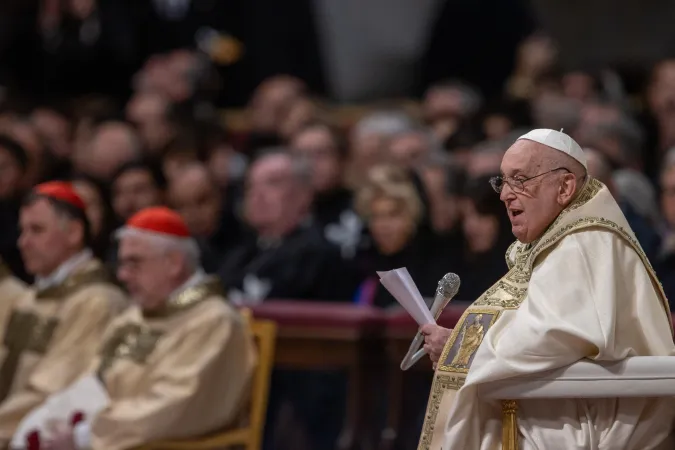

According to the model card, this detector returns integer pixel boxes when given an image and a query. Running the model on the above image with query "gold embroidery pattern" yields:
[504,241,519,270]
[145,277,224,318]
[0,311,59,401]
[35,262,113,300]
[418,374,465,450]
[97,323,163,377]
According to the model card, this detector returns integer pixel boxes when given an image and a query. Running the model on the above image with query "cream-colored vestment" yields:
[70,276,255,450]
[0,264,27,341]
[0,255,126,442]
[419,179,675,450]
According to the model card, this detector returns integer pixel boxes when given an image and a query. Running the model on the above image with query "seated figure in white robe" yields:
[418,129,675,450]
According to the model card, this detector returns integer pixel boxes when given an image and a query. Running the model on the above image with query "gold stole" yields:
[0,261,113,402]
[417,179,671,450]
[97,277,224,379]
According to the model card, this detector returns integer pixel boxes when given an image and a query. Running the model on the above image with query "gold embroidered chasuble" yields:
[0,259,126,442]
[87,277,256,450]
[0,264,27,349]
[418,179,675,450]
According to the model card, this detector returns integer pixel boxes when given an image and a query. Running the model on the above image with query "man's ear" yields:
[557,173,577,205]
[66,219,85,248]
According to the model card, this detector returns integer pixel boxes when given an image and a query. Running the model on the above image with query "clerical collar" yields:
[34,249,93,291]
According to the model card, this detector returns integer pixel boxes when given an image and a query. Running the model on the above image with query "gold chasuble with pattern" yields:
[0,263,27,346]
[419,179,675,450]
[87,277,256,449]
[0,259,126,442]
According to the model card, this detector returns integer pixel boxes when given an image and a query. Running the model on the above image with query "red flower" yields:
[71,411,86,427]
[27,429,40,450]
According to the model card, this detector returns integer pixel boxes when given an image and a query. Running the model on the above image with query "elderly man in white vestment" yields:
[19,206,256,450]
[418,129,675,450]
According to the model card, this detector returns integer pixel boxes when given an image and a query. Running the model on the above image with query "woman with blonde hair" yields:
[352,165,459,307]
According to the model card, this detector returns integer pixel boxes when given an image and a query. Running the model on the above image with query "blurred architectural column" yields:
[313,0,443,102]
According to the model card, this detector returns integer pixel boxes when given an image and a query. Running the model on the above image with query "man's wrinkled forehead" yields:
[119,233,157,258]
[500,140,544,175]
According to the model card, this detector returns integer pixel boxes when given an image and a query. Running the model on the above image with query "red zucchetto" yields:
[125,207,191,238]
[34,181,86,211]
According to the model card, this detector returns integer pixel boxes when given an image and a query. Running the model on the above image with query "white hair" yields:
[353,111,415,139]
[115,227,201,270]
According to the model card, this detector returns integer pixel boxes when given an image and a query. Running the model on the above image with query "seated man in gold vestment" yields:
[0,182,127,445]
[33,206,256,450]
[418,129,675,449]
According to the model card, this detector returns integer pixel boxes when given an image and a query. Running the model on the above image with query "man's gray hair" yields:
[254,146,313,187]
[353,110,415,139]
[429,80,484,117]
[115,227,201,270]
[586,116,644,166]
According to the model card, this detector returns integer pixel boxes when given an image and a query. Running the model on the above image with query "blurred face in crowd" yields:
[421,167,459,233]
[467,149,504,178]
[423,87,464,141]
[19,198,84,277]
[244,153,312,236]
[279,97,317,140]
[206,144,238,188]
[162,150,199,183]
[86,122,139,181]
[72,180,105,238]
[368,196,416,255]
[169,164,222,237]
[648,60,675,118]
[387,132,429,168]
[2,121,45,189]
[126,92,173,153]
[117,234,182,311]
[249,76,305,134]
[291,125,342,193]
[661,166,675,228]
[31,108,71,158]
[562,71,597,103]
[499,140,580,243]
[482,114,513,141]
[112,168,163,220]
[0,145,24,200]
[462,199,499,254]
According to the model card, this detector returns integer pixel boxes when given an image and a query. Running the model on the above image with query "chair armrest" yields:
[480,356,675,400]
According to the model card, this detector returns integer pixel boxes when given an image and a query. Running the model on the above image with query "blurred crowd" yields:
[1,1,675,449]
[1,28,675,311]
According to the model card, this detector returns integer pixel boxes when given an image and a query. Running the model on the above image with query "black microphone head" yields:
[436,272,460,299]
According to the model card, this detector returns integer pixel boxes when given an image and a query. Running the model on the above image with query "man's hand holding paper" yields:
[376,268,434,326]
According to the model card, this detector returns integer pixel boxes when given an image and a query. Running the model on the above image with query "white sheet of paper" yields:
[377,268,435,325]
[12,375,110,448]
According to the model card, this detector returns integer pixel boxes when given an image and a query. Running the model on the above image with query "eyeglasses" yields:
[489,167,571,193]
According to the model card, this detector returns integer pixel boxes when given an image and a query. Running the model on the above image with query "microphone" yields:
[400,273,460,370]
